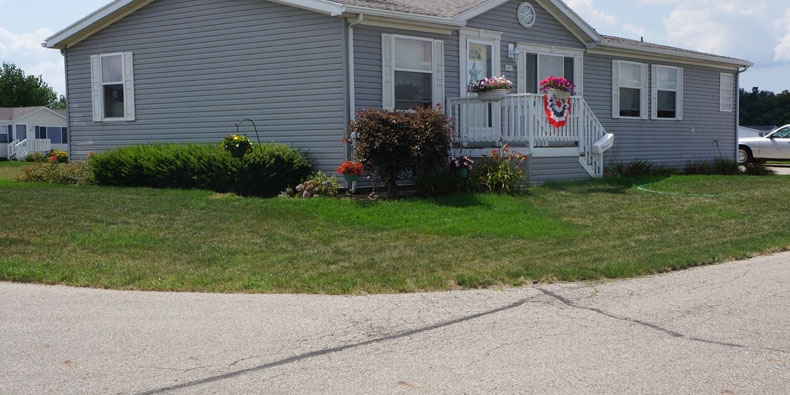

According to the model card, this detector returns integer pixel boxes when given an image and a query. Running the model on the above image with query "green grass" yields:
[2,161,789,294]
[0,160,26,183]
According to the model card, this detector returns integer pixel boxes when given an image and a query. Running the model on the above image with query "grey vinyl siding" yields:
[353,25,458,110]
[529,156,590,184]
[64,0,347,172]
[585,53,740,168]
[467,0,586,92]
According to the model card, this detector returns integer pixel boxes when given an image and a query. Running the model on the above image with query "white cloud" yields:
[0,27,65,95]
[564,0,617,25]
[622,24,646,38]
[774,10,790,61]
[661,0,779,61]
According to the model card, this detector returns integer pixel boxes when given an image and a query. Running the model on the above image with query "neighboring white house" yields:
[0,107,68,160]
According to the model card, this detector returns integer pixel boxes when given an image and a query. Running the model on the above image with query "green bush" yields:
[89,143,310,197]
[351,106,452,196]
[15,161,94,185]
[48,150,69,163]
[608,159,675,177]
[742,161,775,176]
[684,158,740,175]
[24,152,47,163]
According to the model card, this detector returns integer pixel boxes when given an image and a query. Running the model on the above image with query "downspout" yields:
[735,65,750,159]
[347,14,363,193]
[62,47,72,161]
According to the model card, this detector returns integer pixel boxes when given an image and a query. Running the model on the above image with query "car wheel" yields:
[738,146,754,164]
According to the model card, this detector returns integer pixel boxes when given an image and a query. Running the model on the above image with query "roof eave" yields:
[43,0,348,50]
[595,41,753,69]
[44,0,155,50]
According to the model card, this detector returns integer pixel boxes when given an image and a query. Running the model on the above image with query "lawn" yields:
[1,161,789,294]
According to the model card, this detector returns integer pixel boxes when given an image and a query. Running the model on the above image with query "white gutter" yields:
[595,41,753,68]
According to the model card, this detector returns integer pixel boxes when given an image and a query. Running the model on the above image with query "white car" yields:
[738,124,790,164]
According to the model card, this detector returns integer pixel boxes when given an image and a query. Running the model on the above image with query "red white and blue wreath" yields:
[543,95,571,128]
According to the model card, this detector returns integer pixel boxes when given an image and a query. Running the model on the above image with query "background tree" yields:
[0,62,61,108]
[739,87,790,126]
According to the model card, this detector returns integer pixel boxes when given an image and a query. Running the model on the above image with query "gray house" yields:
[44,0,752,183]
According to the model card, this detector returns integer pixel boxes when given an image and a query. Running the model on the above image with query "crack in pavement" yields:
[136,298,528,395]
[536,288,747,349]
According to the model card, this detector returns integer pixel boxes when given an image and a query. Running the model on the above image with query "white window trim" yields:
[90,52,135,122]
[516,43,583,96]
[381,34,444,111]
[651,65,683,120]
[719,73,735,112]
[459,28,502,97]
[612,60,648,119]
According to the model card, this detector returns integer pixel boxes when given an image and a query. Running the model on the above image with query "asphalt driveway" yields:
[1,253,788,394]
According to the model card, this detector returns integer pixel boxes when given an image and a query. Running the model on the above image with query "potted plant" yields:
[539,76,575,100]
[467,75,513,101]
[222,134,253,158]
[336,160,363,182]
[449,155,474,179]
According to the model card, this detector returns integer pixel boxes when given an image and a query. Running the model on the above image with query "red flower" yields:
[336,161,363,176]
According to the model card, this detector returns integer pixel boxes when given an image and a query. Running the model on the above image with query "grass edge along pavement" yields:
[1,161,789,294]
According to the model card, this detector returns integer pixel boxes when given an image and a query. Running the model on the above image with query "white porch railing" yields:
[446,93,613,177]
[7,139,52,160]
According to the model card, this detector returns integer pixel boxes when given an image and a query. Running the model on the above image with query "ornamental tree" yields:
[350,106,453,197]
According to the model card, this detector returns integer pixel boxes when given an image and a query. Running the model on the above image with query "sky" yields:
[1,0,789,96]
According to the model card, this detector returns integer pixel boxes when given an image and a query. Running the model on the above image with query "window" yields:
[382,34,444,110]
[652,65,683,120]
[91,52,135,121]
[517,44,583,95]
[612,60,648,119]
[35,126,66,144]
[0,125,8,144]
[720,73,734,112]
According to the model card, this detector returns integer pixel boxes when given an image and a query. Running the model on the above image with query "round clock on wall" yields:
[517,2,536,28]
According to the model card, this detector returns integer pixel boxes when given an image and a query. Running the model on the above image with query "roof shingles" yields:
[333,0,486,18]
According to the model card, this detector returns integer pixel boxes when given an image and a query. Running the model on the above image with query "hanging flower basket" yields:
[229,147,247,158]
[477,89,509,102]
[468,76,512,102]
[222,134,253,159]
[548,88,571,100]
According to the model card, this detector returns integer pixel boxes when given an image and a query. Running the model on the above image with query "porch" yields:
[5,139,52,161]
[446,93,613,178]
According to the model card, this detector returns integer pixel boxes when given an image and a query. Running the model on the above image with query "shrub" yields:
[742,161,775,176]
[89,143,310,198]
[608,159,675,177]
[684,158,740,175]
[280,171,338,198]
[24,152,47,163]
[48,150,69,163]
[474,145,529,194]
[15,161,94,185]
[351,106,452,196]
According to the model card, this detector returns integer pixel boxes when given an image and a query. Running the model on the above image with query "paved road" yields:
[1,253,789,394]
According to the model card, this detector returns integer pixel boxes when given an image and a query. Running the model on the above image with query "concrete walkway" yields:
[1,253,788,394]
